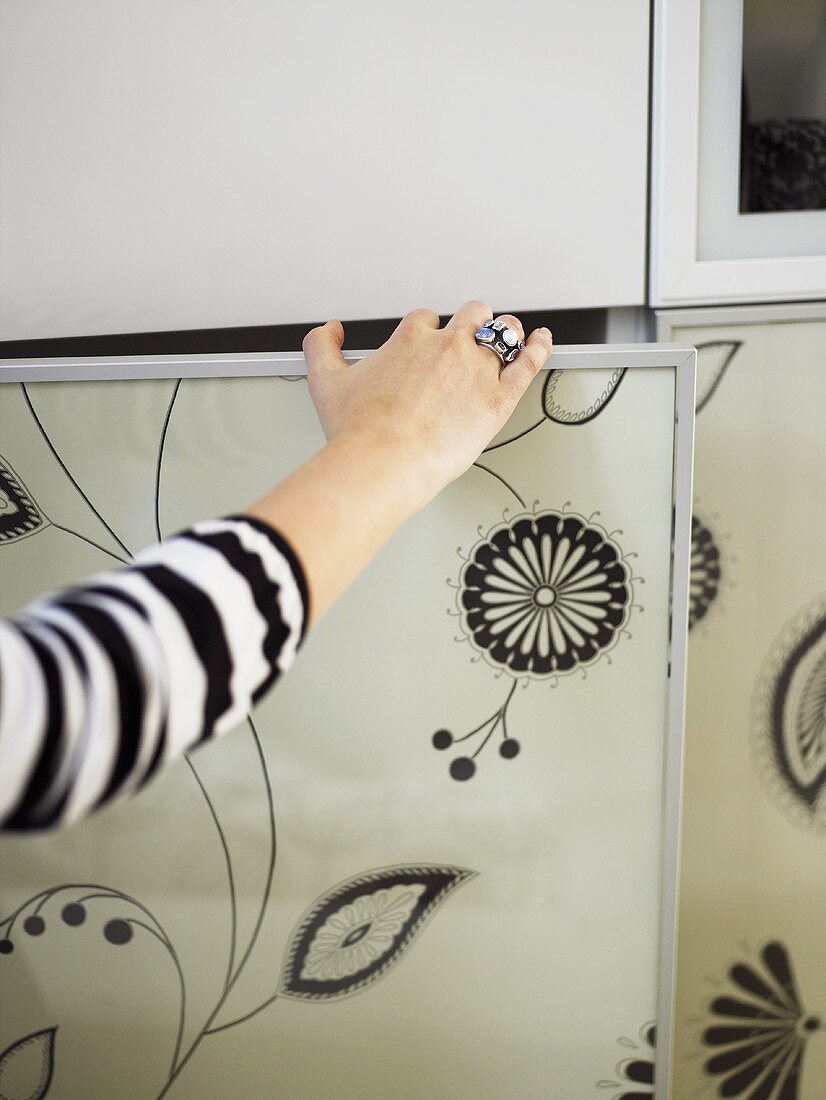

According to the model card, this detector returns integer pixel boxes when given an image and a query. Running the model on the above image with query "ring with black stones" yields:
[474,318,525,366]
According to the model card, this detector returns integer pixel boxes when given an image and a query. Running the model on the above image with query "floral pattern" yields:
[596,1022,656,1098]
[280,865,476,1002]
[695,342,742,414]
[753,594,826,830]
[0,455,45,543]
[458,509,632,679]
[699,941,823,1098]
[433,506,638,779]
[0,1027,56,1100]
[299,883,427,982]
[0,381,482,1094]
[689,514,722,630]
[1,364,665,1088]
[541,367,627,425]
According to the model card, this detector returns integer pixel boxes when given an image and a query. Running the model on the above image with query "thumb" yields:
[302,318,347,375]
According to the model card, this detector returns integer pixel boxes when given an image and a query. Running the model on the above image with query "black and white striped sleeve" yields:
[0,514,309,832]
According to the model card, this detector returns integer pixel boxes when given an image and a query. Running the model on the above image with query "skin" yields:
[244,300,553,628]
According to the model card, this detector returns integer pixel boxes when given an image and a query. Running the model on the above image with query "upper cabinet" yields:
[0,1,650,341]
[650,0,826,307]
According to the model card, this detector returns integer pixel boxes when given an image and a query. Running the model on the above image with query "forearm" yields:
[243,430,444,629]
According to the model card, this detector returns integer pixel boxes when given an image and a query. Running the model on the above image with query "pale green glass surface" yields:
[0,366,676,1097]
[667,316,826,1096]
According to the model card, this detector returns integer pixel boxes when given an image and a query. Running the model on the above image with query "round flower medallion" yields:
[689,514,722,630]
[457,509,633,679]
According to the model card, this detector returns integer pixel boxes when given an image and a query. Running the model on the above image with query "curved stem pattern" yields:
[471,462,526,508]
[49,521,131,565]
[21,383,133,558]
[481,418,544,454]
[184,756,238,992]
[154,380,182,543]
[9,374,283,1096]
[204,992,279,1036]
[227,717,277,987]
[127,919,188,1079]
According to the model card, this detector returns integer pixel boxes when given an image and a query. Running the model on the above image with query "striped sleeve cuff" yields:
[220,514,311,646]
[129,512,311,739]
[0,513,311,831]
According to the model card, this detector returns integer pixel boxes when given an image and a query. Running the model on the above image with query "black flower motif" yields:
[596,1022,656,1098]
[0,1027,57,1100]
[753,594,826,828]
[700,941,823,1098]
[279,865,475,1002]
[458,510,632,679]
[690,514,722,630]
[0,455,46,544]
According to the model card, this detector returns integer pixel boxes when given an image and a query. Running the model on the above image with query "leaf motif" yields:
[796,652,826,775]
[775,608,826,807]
[279,864,476,1002]
[541,368,626,425]
[0,1027,57,1100]
[0,456,47,544]
[695,341,741,413]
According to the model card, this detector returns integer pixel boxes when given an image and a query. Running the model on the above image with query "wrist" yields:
[330,426,450,517]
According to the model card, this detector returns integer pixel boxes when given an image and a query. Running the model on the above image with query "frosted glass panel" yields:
[0,352,688,1098]
[661,309,826,1097]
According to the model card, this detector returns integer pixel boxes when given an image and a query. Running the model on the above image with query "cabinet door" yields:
[658,304,826,1098]
[651,0,826,306]
[0,0,650,341]
[0,345,691,1098]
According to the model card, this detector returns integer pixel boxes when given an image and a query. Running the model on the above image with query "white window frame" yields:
[650,0,826,307]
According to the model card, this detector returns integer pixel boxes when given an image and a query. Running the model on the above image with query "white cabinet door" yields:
[651,0,826,306]
[0,0,650,341]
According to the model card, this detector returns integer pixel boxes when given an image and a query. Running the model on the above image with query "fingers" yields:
[398,307,441,332]
[443,299,494,333]
[499,327,553,400]
[303,318,348,376]
[493,314,525,342]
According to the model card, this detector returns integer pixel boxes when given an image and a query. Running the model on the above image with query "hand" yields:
[302,300,553,496]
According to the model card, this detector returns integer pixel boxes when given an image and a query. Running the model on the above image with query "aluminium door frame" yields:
[0,343,696,1099]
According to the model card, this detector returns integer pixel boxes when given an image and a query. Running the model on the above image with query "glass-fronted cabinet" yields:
[740,0,826,214]
[651,0,826,305]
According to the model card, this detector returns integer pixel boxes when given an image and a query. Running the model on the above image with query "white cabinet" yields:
[0,1,650,341]
[650,0,826,306]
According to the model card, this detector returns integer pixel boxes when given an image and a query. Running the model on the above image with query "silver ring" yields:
[474,318,525,366]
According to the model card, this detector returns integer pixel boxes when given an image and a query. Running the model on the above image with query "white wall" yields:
[0,0,650,339]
